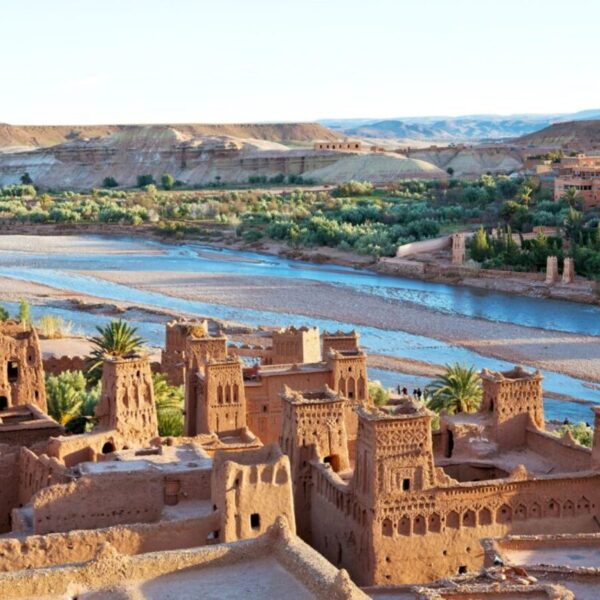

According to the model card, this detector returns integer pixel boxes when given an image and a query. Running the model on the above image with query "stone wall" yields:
[0,514,219,572]
[525,429,591,472]
[42,355,87,375]
[30,471,164,534]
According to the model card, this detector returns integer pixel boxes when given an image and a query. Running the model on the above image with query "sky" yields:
[1,0,599,124]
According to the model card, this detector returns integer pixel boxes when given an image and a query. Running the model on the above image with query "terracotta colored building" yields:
[554,154,600,207]
[281,366,600,585]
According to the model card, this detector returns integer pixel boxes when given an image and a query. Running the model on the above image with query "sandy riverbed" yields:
[67,269,600,384]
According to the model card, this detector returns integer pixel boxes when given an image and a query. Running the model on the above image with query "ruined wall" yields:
[211,444,295,543]
[18,447,70,508]
[45,430,113,467]
[0,323,46,412]
[30,471,164,534]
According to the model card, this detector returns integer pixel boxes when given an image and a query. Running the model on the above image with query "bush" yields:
[332,181,374,197]
[369,382,390,406]
[102,177,119,188]
[36,315,73,339]
[18,298,31,327]
[137,174,155,187]
[161,173,175,190]
[556,422,593,447]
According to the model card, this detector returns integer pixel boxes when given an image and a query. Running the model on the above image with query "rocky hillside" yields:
[515,119,600,149]
[0,122,339,152]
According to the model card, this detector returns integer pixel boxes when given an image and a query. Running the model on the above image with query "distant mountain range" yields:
[319,110,600,143]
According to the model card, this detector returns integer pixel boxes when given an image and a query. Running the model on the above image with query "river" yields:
[0,234,598,423]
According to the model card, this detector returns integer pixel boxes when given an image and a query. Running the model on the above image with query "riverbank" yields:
[1,224,597,306]
[69,268,600,384]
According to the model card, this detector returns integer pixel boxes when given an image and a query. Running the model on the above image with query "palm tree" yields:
[88,320,145,374]
[562,186,580,208]
[46,370,87,426]
[426,363,482,415]
[153,373,184,436]
[66,383,101,434]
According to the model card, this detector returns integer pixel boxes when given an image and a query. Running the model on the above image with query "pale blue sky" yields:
[1,0,598,124]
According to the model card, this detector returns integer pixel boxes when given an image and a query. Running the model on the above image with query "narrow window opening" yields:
[402,478,411,491]
[0,396,7,411]
[445,430,454,458]
[250,513,260,530]
[101,442,115,454]
[7,361,19,383]
[324,454,341,473]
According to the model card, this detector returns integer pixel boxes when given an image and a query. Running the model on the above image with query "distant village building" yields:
[313,141,362,152]
[554,154,600,207]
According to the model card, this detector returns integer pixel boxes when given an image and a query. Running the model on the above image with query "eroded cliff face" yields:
[0,122,340,151]
[0,124,524,189]
[0,126,348,188]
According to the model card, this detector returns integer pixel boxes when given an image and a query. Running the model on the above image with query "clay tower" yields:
[187,358,246,437]
[271,326,321,365]
[183,329,228,436]
[94,353,158,446]
[280,385,350,540]
[352,401,437,511]
[161,319,210,385]
[481,366,544,450]
[0,321,46,412]
[322,330,360,355]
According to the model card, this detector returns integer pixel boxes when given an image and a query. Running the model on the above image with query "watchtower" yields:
[94,353,158,447]
[0,322,46,412]
[480,366,544,449]
[280,385,349,539]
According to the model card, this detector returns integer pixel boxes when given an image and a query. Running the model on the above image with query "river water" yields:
[1,235,598,423]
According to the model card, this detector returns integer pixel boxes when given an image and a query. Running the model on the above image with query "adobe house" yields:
[0,321,46,413]
[277,366,600,585]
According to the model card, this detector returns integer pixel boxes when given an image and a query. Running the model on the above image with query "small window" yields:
[402,478,411,491]
[458,565,467,575]
[250,513,260,530]
[101,442,115,454]
[324,455,341,473]
[0,396,7,410]
[7,360,19,383]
